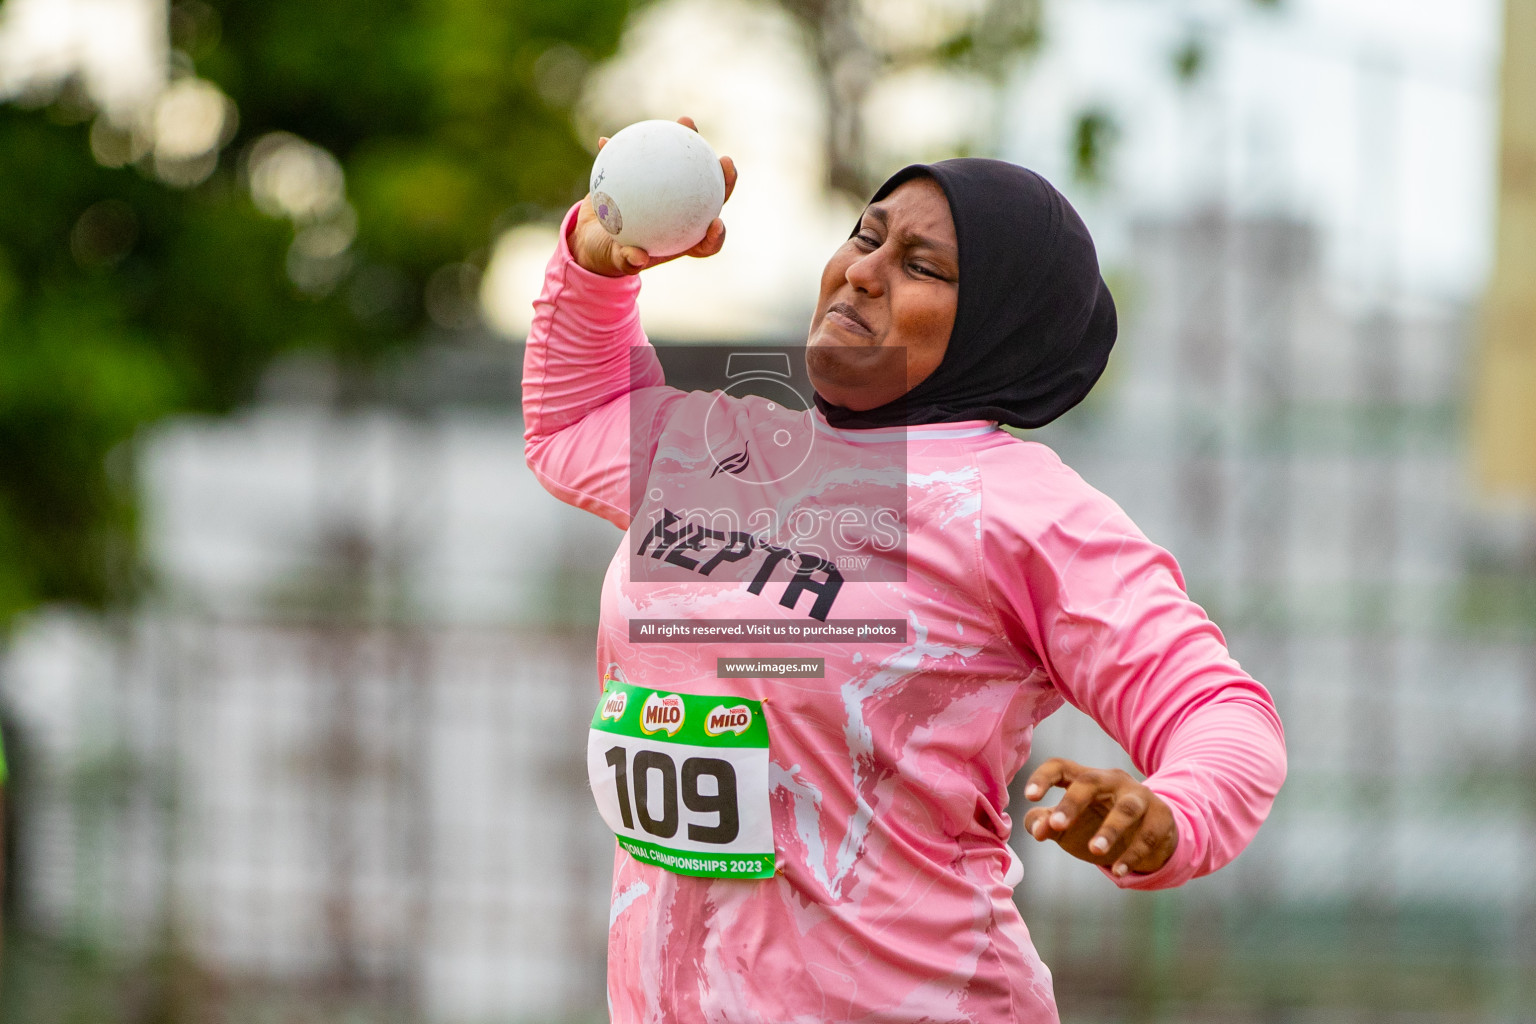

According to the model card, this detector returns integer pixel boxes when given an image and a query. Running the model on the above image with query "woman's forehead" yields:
[862,178,957,252]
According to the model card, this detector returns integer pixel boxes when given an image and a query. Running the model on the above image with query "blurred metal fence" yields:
[5,615,615,1023]
[1,396,623,1023]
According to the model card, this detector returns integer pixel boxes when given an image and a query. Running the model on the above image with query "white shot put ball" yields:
[589,120,726,258]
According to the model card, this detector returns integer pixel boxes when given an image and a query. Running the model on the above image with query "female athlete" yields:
[522,118,1287,1022]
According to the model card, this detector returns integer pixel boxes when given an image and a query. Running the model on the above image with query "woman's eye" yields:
[855,233,880,248]
[908,263,937,278]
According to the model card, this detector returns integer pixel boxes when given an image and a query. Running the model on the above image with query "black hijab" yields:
[813,159,1117,430]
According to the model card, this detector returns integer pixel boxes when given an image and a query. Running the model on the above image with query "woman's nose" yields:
[845,250,884,296]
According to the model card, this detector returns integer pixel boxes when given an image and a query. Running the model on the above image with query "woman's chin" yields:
[805,337,910,412]
[807,359,907,412]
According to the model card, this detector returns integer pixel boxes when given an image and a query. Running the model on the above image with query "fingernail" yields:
[1024,785,1040,799]
[1031,821,1046,839]
[1113,863,1129,877]
[1049,812,1067,829]
[1089,837,1108,854]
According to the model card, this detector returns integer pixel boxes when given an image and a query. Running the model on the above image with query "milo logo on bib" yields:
[640,693,685,735]
[705,705,752,737]
[599,690,628,721]
[588,678,773,879]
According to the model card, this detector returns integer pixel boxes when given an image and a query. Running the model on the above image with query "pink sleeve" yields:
[521,203,675,529]
[980,445,1287,890]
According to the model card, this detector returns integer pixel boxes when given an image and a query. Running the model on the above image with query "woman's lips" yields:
[824,302,873,337]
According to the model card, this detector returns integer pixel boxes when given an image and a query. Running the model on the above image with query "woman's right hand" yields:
[1022,757,1178,878]
[571,115,738,277]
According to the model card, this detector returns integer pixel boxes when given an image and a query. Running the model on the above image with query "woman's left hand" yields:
[1021,758,1178,878]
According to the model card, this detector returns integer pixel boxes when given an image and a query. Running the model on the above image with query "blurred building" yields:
[3,207,1533,1022]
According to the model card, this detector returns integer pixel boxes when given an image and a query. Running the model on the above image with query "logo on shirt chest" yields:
[710,441,751,477]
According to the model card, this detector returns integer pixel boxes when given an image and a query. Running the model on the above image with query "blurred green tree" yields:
[0,0,633,632]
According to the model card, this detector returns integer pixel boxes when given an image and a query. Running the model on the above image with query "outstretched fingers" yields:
[1023,757,1075,802]
[1021,757,1178,876]
[1111,799,1177,877]
[1023,758,1081,841]
[1088,789,1150,861]
[1049,775,1107,833]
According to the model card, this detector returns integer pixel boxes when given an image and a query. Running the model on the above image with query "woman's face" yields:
[806,176,959,412]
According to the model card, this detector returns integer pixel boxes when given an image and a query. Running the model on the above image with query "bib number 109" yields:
[586,679,774,879]
[602,746,739,844]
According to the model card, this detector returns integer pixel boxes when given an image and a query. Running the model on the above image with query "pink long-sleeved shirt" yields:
[523,205,1286,1023]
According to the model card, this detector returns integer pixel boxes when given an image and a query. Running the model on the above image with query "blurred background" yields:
[0,0,1533,1020]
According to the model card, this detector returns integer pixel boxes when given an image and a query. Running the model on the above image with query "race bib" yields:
[587,671,774,879]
